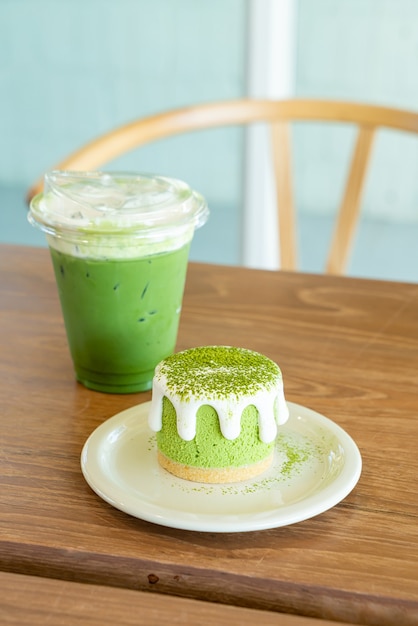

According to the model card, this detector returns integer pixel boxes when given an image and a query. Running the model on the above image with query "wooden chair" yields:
[26,99,418,274]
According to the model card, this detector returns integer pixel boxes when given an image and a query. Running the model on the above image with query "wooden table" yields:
[1,244,417,626]
[2,571,351,626]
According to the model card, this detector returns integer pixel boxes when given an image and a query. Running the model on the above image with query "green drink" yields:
[29,171,208,393]
[50,244,190,392]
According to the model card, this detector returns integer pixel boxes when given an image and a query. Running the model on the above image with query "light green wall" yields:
[2,0,418,250]
[294,0,418,223]
[1,0,247,262]
[1,0,246,199]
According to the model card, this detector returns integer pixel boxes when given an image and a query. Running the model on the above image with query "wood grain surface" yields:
[1,245,418,626]
[0,572,362,626]
[0,571,358,626]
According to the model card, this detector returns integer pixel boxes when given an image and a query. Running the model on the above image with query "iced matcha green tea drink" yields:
[28,171,209,393]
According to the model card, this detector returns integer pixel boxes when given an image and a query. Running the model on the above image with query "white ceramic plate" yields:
[81,401,362,533]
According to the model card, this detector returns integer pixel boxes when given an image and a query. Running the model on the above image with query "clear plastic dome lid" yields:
[29,170,209,240]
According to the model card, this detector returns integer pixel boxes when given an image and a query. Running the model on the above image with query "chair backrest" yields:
[26,99,418,274]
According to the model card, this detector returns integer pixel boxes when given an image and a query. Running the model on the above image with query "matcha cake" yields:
[148,346,289,483]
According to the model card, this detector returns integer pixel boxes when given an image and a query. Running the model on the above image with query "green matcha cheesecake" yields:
[148,346,289,483]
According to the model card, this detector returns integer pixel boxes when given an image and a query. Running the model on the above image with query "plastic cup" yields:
[28,170,209,393]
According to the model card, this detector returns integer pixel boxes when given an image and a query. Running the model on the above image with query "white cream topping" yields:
[148,371,289,443]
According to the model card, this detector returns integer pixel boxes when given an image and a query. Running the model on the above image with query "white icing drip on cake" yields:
[148,368,289,443]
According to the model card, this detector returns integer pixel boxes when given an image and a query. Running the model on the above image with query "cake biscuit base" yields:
[157,450,274,484]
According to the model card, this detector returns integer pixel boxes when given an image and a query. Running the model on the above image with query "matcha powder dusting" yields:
[157,346,282,401]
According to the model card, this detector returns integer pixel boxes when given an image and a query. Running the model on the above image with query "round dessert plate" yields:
[81,401,362,533]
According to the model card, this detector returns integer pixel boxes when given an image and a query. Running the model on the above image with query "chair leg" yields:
[271,121,297,271]
[326,126,375,275]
